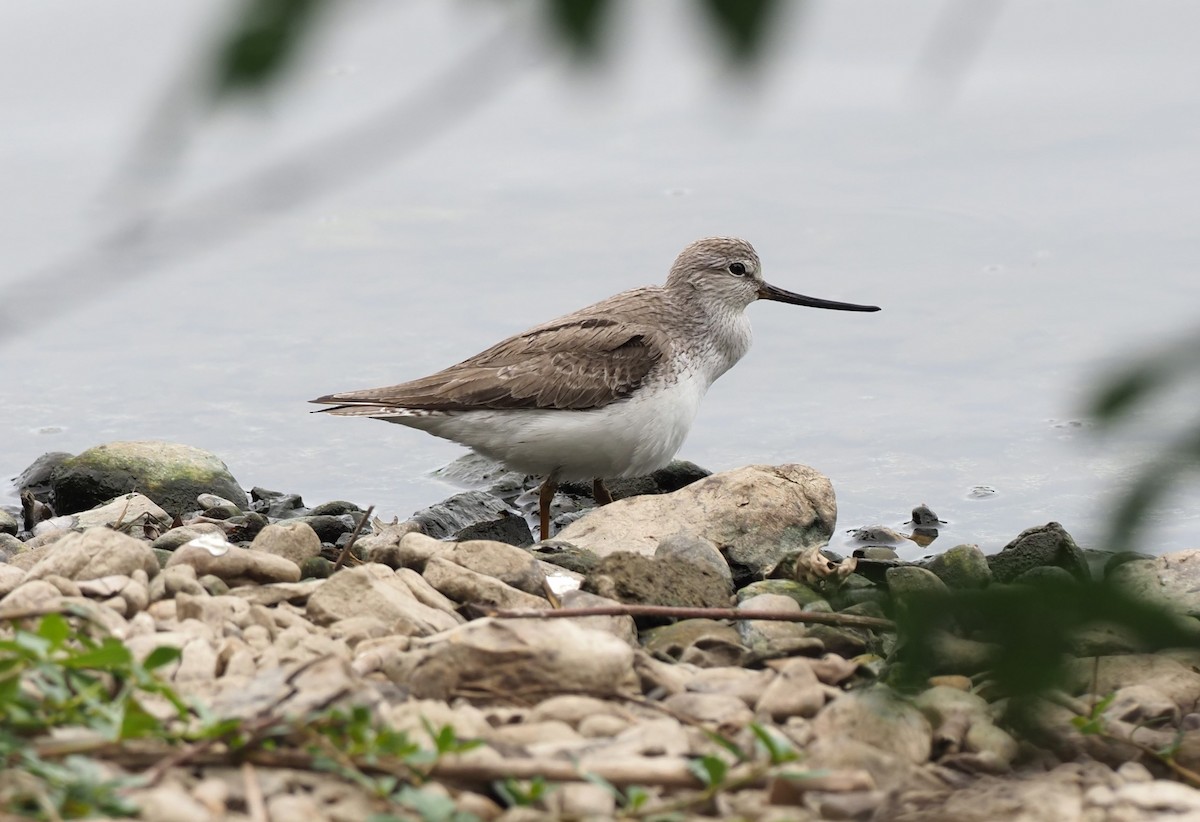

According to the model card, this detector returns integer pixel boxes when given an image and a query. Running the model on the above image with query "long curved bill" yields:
[758,282,880,312]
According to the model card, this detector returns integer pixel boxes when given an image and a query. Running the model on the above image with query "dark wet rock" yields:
[222,511,269,542]
[560,464,836,586]
[924,544,992,589]
[199,501,240,520]
[655,532,732,589]
[855,545,900,560]
[642,619,748,667]
[15,451,73,499]
[410,491,512,539]
[49,441,247,517]
[581,552,731,612]
[736,578,827,609]
[987,522,1089,583]
[451,510,533,546]
[849,526,910,546]
[559,459,712,501]
[308,500,362,517]
[252,492,305,519]
[529,541,600,574]
[1012,565,1078,588]
[0,509,18,536]
[848,557,906,585]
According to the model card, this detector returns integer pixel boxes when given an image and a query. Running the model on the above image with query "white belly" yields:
[392,368,710,480]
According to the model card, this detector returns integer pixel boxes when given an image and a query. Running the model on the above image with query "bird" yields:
[311,237,880,538]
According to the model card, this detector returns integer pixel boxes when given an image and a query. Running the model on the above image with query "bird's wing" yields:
[311,314,669,412]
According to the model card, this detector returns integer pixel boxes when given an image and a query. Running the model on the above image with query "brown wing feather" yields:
[312,303,670,412]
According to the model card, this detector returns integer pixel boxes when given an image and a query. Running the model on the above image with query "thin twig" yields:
[243,762,269,822]
[334,505,375,571]
[484,603,894,631]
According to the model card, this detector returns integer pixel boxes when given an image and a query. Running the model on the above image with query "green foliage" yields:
[1070,693,1116,736]
[686,754,728,789]
[749,722,799,764]
[211,0,326,97]
[493,774,550,808]
[890,577,1199,698]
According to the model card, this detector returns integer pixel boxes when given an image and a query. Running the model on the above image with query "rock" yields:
[582,552,730,611]
[442,540,546,594]
[559,589,638,644]
[987,522,1089,583]
[885,565,949,598]
[1109,549,1200,615]
[529,695,627,727]
[0,579,63,611]
[755,659,827,719]
[152,523,226,552]
[49,440,247,516]
[642,619,747,668]
[392,618,638,700]
[362,528,438,569]
[736,578,827,608]
[24,527,159,581]
[924,544,993,589]
[0,532,24,559]
[529,541,601,574]
[655,532,732,587]
[410,491,513,539]
[557,464,836,584]
[1012,565,1078,588]
[686,667,774,707]
[133,783,215,822]
[0,509,17,536]
[422,555,547,610]
[813,686,933,764]
[15,451,73,498]
[250,521,322,565]
[661,692,754,733]
[736,593,823,659]
[165,541,301,585]
[0,564,25,597]
[307,564,462,635]
[1065,654,1200,713]
[300,556,334,579]
[452,510,534,546]
[291,514,352,544]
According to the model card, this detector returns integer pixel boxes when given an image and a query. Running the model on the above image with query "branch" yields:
[482,603,894,631]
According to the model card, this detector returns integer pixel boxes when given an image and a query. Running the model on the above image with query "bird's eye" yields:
[729,262,748,276]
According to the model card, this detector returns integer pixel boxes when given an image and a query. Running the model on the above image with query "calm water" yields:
[2,1,1198,558]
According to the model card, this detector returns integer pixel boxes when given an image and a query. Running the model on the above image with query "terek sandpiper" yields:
[311,237,879,537]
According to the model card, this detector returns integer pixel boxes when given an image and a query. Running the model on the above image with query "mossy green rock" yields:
[736,579,827,609]
[50,441,247,517]
[987,522,1089,584]
[885,566,949,597]
[924,544,992,589]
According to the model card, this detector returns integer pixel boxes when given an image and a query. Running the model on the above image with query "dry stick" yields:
[333,505,375,571]
[485,604,895,632]
[242,762,269,822]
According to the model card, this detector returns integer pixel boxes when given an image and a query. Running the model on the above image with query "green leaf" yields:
[36,614,72,649]
[118,698,163,740]
[395,785,460,822]
[749,722,798,764]
[62,639,132,671]
[212,0,326,98]
[703,729,749,762]
[143,646,183,671]
[687,754,728,788]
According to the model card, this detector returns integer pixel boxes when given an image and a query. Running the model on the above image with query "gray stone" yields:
[736,593,823,659]
[661,691,754,732]
[655,532,732,587]
[250,521,322,565]
[559,589,638,644]
[151,523,226,552]
[686,667,774,707]
[307,564,461,635]
[924,544,992,589]
[582,551,731,609]
[452,510,534,546]
[556,464,837,584]
[1109,549,1200,615]
[755,658,827,719]
[987,522,1089,583]
[165,541,301,585]
[642,618,747,668]
[25,527,159,582]
[0,565,25,597]
[442,539,545,594]
[813,686,932,764]
[393,618,638,700]
[0,509,17,536]
[422,555,547,610]
[49,440,247,516]
[0,579,63,611]
[409,491,513,540]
